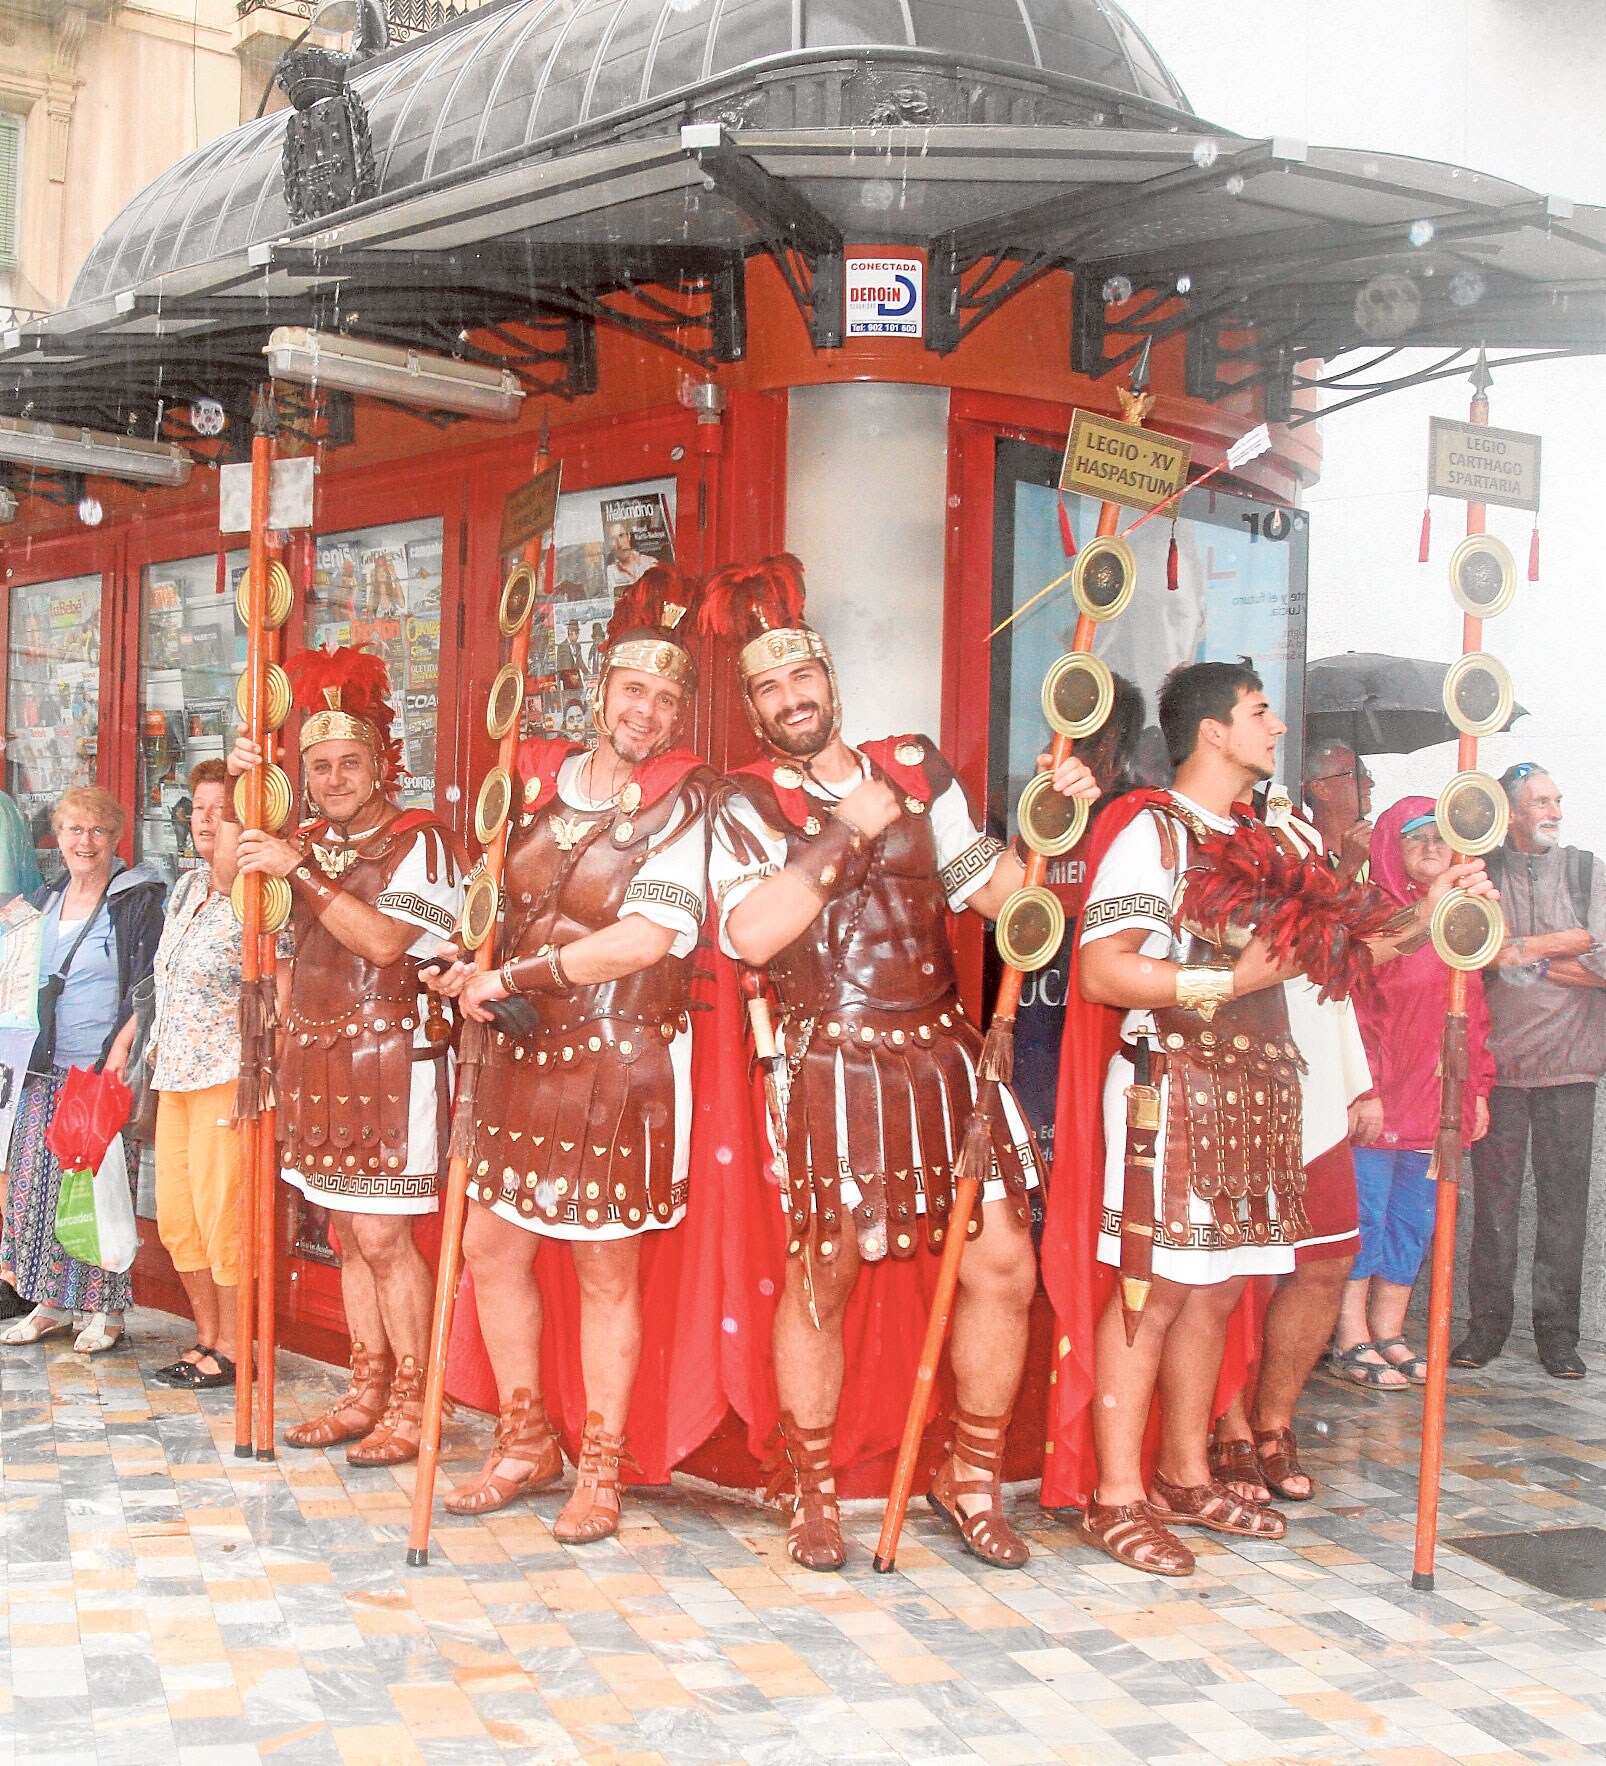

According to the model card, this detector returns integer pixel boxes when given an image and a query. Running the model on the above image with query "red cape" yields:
[1039,789,1262,1510]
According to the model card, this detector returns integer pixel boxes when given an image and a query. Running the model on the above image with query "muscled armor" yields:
[281,810,455,1198]
[469,748,715,1234]
[732,743,1032,1262]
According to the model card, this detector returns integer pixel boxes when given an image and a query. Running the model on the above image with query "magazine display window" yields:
[5,573,103,876]
[137,550,248,884]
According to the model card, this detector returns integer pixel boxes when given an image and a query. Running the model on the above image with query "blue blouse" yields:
[46,896,120,1067]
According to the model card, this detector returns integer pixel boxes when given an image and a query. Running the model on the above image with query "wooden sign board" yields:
[1060,409,1192,512]
[1428,417,1541,512]
[499,462,562,555]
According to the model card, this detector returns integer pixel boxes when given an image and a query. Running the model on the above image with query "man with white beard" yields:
[1455,763,1606,1379]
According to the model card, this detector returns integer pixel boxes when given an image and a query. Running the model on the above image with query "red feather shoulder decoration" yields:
[1181,815,1398,1002]
[699,553,807,642]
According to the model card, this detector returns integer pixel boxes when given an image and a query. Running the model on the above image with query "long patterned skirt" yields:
[0,1068,134,1314]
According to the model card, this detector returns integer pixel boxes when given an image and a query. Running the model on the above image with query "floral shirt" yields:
[152,868,244,1092]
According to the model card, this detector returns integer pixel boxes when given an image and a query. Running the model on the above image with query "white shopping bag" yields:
[91,1135,138,1274]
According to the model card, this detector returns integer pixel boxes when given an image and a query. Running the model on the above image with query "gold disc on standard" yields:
[1436,769,1509,856]
[498,561,539,634]
[475,765,512,845]
[234,763,294,833]
[1443,651,1515,738]
[1431,888,1505,971]
[1448,534,1517,620]
[1016,771,1089,858]
[234,661,293,732]
[994,885,1067,972]
[234,560,294,631]
[486,664,524,739]
[1041,650,1114,740]
[460,870,499,951]
[230,872,292,933]
[1071,535,1137,624]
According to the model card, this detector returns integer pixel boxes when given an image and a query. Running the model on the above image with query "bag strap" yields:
[51,889,108,983]
[1568,848,1594,929]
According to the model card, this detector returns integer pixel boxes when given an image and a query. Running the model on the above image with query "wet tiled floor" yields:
[3,1310,1605,1765]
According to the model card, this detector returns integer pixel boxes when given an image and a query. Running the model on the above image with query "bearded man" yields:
[425,571,716,1541]
[701,556,1098,1573]
[226,647,463,1464]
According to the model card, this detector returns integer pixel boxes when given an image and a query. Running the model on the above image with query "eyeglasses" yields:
[1312,768,1372,787]
[58,824,111,840]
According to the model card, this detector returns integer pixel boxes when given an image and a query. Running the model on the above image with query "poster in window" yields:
[600,491,675,590]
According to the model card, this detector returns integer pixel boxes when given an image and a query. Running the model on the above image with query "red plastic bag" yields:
[46,1065,132,1174]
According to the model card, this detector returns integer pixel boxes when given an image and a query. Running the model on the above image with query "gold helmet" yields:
[589,564,700,752]
[287,645,400,780]
[699,553,841,746]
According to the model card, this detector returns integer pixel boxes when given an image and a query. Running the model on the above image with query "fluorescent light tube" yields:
[264,326,524,421]
[0,415,192,486]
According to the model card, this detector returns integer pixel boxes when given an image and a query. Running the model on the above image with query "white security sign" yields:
[845,253,924,338]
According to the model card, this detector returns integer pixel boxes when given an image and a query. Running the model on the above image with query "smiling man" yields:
[424,569,716,1541]
[702,555,1098,1574]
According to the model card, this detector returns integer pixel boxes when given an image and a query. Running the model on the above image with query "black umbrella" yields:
[1305,651,1527,756]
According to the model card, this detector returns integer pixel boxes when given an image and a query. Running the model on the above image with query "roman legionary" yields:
[702,556,1098,1573]
[425,570,716,1543]
[226,647,464,1464]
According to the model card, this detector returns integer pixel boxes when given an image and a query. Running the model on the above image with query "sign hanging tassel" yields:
[1528,521,1540,582]
[1056,496,1077,558]
[216,540,227,596]
[1167,520,1180,592]
[1418,504,1432,564]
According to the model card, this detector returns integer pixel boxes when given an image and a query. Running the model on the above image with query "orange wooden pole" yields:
[407,484,557,1567]
[233,400,275,1459]
[1412,367,1489,1589]
[872,476,1126,1570]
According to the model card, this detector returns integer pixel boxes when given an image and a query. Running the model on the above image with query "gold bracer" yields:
[1174,963,1234,1021]
[738,625,830,681]
[607,636,694,684]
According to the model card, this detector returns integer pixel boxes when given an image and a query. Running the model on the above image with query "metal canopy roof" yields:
[3,0,1604,458]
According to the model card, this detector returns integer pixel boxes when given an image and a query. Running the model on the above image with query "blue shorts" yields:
[1350,1147,1436,1287]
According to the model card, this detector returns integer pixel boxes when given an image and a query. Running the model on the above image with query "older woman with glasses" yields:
[1329,797,1494,1387]
[0,786,165,1353]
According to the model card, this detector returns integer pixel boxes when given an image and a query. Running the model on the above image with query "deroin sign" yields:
[845,255,924,338]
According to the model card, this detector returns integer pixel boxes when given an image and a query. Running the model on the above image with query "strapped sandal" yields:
[73,1311,124,1355]
[1254,1426,1314,1504]
[0,1305,72,1347]
[153,1344,210,1387]
[1325,1341,1410,1391]
[926,1406,1030,1569]
[445,1388,563,1517]
[552,1411,634,1544]
[1148,1473,1287,1539]
[285,1341,395,1450]
[766,1410,846,1572]
[348,1355,429,1467]
[1371,1336,1429,1384]
[1077,1498,1194,1578]
[1208,1434,1269,1502]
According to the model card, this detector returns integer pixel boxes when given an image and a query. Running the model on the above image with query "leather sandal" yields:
[926,1406,1030,1569]
[1254,1426,1313,1503]
[1208,1434,1269,1501]
[347,1355,429,1467]
[1148,1473,1287,1539]
[445,1388,563,1516]
[285,1340,394,1450]
[552,1411,634,1543]
[767,1410,846,1571]
[1076,1498,1194,1578]
[0,1305,72,1346]
[153,1344,211,1387]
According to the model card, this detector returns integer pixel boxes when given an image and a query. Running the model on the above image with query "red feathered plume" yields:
[1181,814,1400,1002]
[286,645,402,781]
[698,553,807,643]
[606,563,700,645]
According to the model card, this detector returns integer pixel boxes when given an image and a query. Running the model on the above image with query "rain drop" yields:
[1449,268,1486,308]
[1191,140,1219,168]
[721,1316,739,1334]
[534,1178,559,1211]
[1224,175,1245,197]
[758,1277,775,1298]
[859,180,897,212]
[714,1144,733,1165]
[1101,275,1133,305]
[1175,274,1193,296]
[1409,218,1436,247]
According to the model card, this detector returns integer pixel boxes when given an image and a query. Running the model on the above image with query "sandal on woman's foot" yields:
[186,1350,236,1390]
[73,1311,124,1355]
[767,1410,846,1571]
[1149,1473,1287,1539]
[926,1405,1030,1568]
[285,1341,394,1450]
[1208,1434,1270,1504]
[444,1388,563,1516]
[1371,1336,1428,1384]
[1326,1341,1410,1390]
[0,1306,72,1346]
[1077,1498,1194,1577]
[1254,1426,1314,1503]
[552,1411,633,1543]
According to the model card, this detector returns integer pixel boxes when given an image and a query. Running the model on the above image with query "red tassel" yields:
[1528,522,1540,582]
[1418,505,1431,563]
[216,543,226,596]
[1166,524,1179,593]
[1056,496,1077,558]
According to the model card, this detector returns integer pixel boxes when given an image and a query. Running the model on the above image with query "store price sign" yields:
[845,252,924,338]
[1060,410,1192,512]
[1428,417,1541,511]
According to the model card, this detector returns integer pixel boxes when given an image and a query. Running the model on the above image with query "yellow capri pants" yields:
[154,1082,242,1286]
